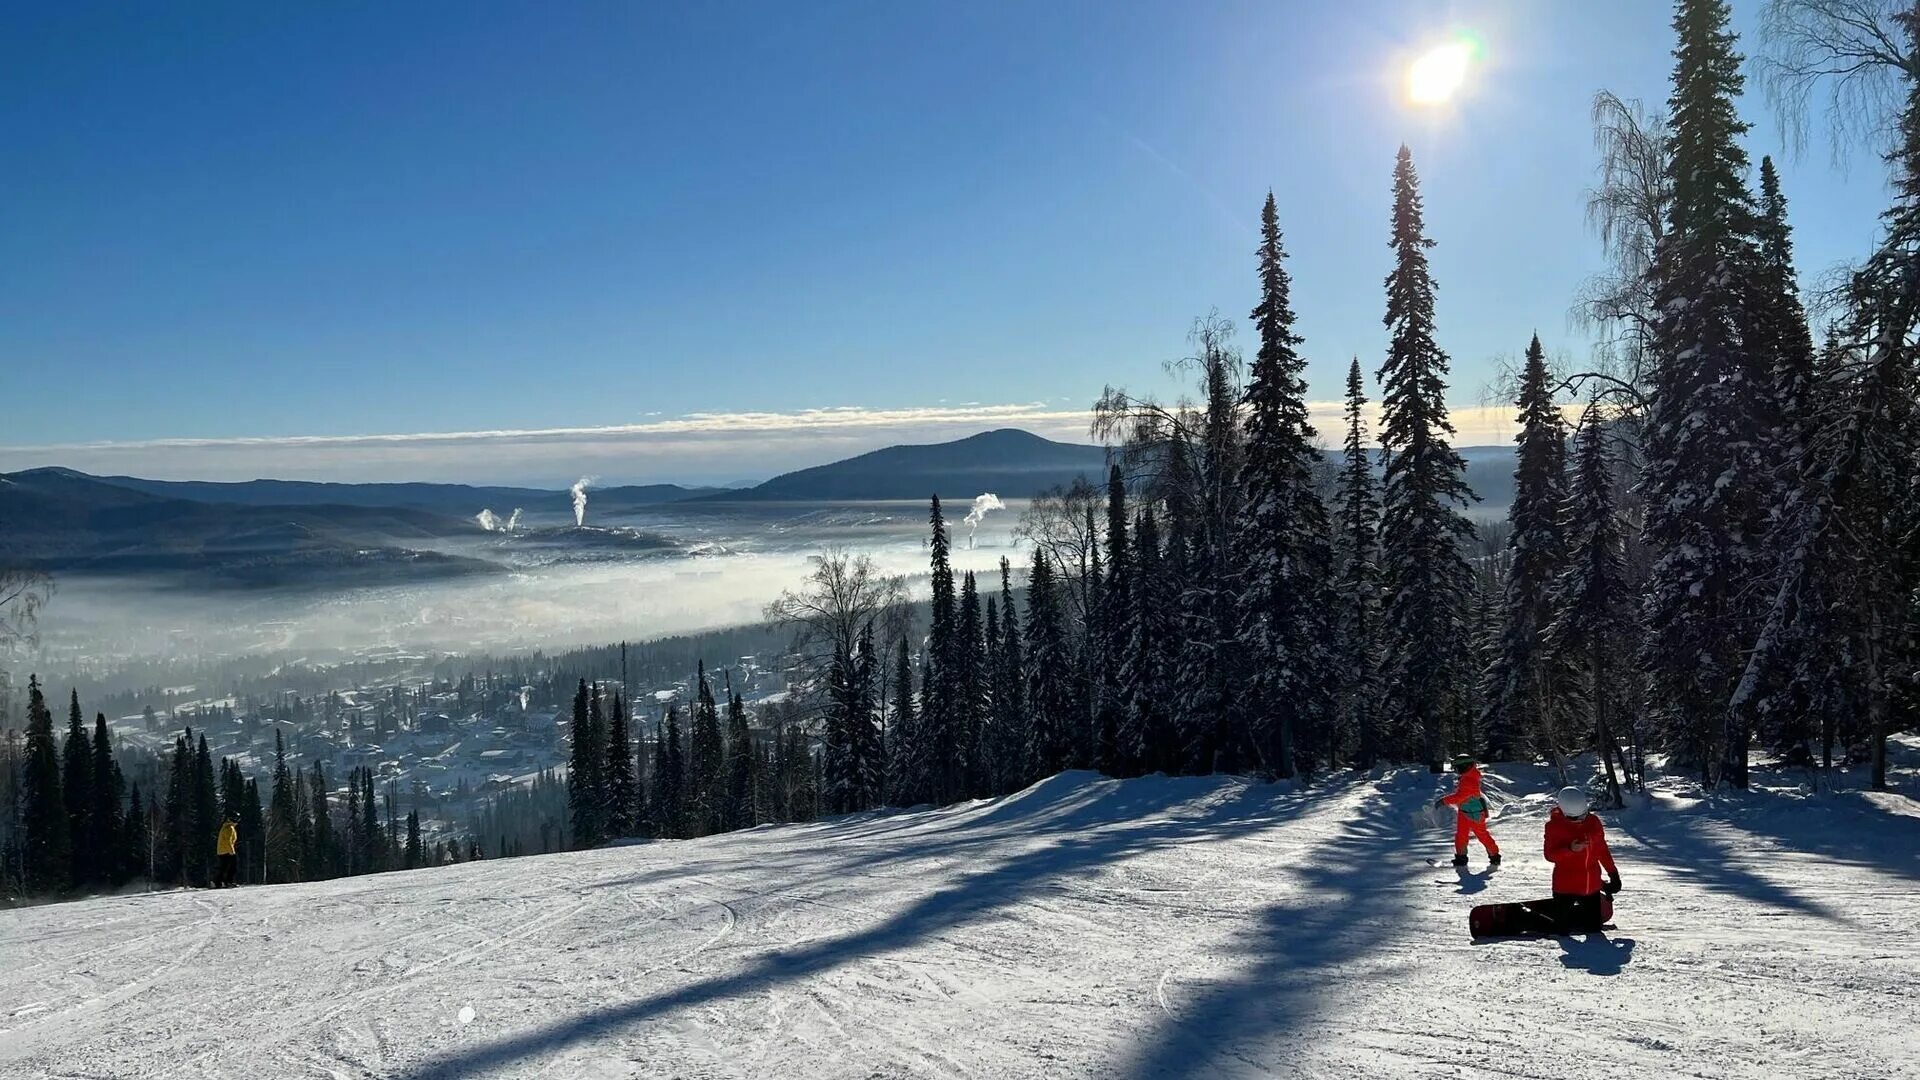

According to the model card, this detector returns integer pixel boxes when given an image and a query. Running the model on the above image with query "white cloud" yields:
[0,404,1100,487]
[0,400,1536,487]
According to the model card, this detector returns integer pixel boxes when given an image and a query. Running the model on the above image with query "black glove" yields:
[1603,873,1622,896]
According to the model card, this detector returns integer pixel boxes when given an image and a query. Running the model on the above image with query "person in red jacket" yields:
[1435,754,1500,868]
[1544,786,1622,931]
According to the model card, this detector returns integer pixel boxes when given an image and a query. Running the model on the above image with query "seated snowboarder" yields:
[1544,786,1622,932]
[1436,754,1500,868]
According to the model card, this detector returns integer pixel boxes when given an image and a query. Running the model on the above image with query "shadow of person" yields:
[1454,867,1492,895]
[1558,931,1636,976]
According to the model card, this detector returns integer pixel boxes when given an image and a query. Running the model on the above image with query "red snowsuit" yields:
[1440,765,1499,857]
[1544,807,1618,895]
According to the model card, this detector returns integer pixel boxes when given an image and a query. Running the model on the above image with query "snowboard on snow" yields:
[1469,894,1613,938]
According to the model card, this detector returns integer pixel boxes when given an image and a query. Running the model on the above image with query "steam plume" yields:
[570,477,593,527]
[963,493,1005,548]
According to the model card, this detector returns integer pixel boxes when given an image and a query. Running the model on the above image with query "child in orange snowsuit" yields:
[1436,755,1500,867]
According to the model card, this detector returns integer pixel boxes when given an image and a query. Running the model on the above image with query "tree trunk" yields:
[1594,648,1623,808]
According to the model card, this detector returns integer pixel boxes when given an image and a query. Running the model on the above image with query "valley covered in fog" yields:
[32,498,1032,674]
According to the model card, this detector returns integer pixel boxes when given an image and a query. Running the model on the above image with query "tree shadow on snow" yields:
[1616,818,1854,926]
[1115,775,1436,1079]
[386,774,1340,1080]
[1557,932,1635,976]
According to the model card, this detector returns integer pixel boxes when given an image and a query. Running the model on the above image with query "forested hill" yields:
[712,428,1115,500]
[93,475,723,515]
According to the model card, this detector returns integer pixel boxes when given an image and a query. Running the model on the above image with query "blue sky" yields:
[0,1,1891,485]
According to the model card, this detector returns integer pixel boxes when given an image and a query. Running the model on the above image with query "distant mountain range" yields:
[96,475,723,516]
[714,429,1112,501]
[0,430,1520,589]
[0,468,494,589]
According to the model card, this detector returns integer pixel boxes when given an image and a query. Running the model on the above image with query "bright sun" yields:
[1407,42,1473,105]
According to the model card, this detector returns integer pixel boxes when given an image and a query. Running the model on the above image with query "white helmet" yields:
[1555,786,1590,819]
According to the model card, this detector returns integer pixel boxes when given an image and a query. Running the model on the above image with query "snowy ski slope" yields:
[1,750,1915,1079]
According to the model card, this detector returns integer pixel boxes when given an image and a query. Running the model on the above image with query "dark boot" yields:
[1488,853,1502,868]
[1452,851,1468,867]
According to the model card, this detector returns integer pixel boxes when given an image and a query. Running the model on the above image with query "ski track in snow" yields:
[1,751,1916,1080]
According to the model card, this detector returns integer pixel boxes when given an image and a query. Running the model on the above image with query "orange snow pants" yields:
[1454,811,1499,857]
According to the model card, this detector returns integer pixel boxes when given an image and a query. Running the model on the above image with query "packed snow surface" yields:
[2,758,1916,1079]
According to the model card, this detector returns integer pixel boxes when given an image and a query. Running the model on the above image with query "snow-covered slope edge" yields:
[0,758,1913,1079]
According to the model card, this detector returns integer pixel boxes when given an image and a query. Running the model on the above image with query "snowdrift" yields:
[1,754,1915,1079]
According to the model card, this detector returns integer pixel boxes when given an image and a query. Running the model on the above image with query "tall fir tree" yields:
[1548,407,1636,806]
[1333,357,1383,767]
[1023,550,1073,783]
[61,689,92,888]
[162,732,190,884]
[309,761,335,879]
[1094,465,1131,775]
[1642,0,1773,786]
[1480,334,1572,764]
[955,572,987,795]
[567,679,602,848]
[888,639,916,805]
[723,687,752,830]
[989,558,1028,795]
[1376,145,1478,768]
[1117,508,1173,776]
[267,729,298,883]
[689,663,725,835]
[1752,155,1818,496]
[20,676,68,894]
[88,713,122,887]
[926,496,960,803]
[605,692,637,837]
[659,706,688,838]
[1235,191,1337,777]
[122,781,150,883]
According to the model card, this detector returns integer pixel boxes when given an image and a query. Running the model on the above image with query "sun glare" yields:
[1407,41,1473,106]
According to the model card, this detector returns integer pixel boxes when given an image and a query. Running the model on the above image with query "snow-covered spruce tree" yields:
[1752,155,1818,495]
[1376,145,1479,769]
[268,728,300,879]
[659,705,688,836]
[690,662,725,835]
[888,638,915,805]
[566,679,601,848]
[309,761,335,879]
[1094,464,1131,775]
[605,692,637,837]
[1182,326,1248,774]
[956,572,987,796]
[1117,507,1174,776]
[724,687,752,830]
[1548,406,1637,806]
[1479,335,1571,765]
[1333,358,1383,768]
[925,496,960,804]
[1642,0,1774,787]
[60,690,91,888]
[1733,1,1920,791]
[820,641,854,814]
[1235,192,1337,779]
[850,623,882,810]
[20,676,68,894]
[989,558,1028,795]
[1742,156,1826,763]
[1023,549,1073,784]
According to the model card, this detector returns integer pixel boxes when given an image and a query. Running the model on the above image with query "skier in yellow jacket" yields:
[215,816,239,888]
